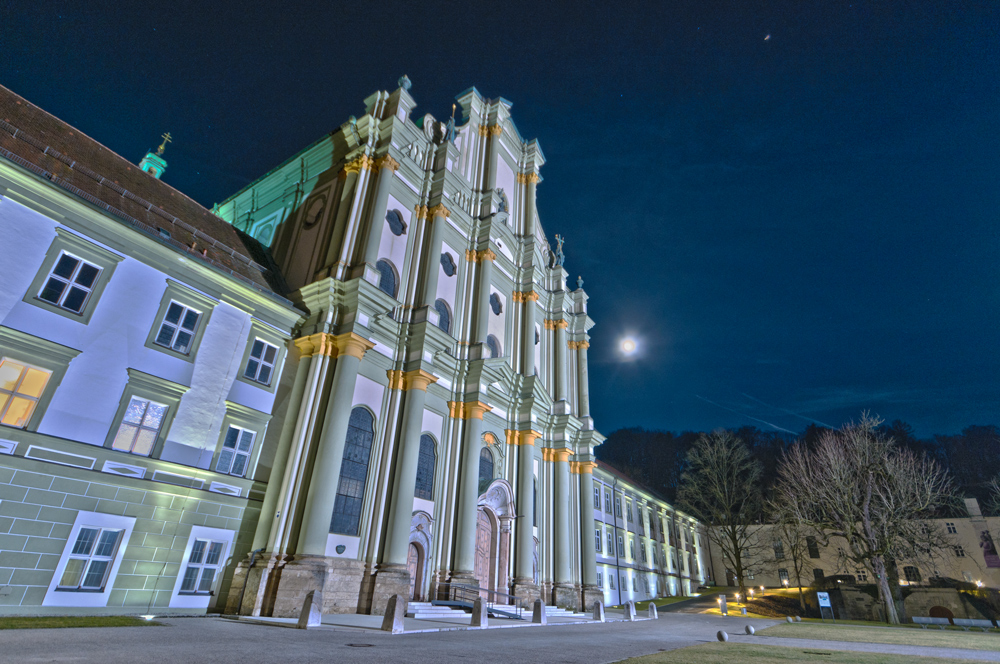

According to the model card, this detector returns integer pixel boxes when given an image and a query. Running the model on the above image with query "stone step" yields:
[406,602,471,620]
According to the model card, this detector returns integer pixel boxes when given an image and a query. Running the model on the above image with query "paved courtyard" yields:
[4,613,1000,664]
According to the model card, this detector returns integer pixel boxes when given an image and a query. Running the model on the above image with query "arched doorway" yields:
[475,509,496,599]
[475,479,516,603]
[407,543,423,601]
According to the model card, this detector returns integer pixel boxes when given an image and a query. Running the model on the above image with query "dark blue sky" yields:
[5,1,998,436]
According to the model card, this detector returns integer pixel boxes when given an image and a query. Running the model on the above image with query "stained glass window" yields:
[386,210,406,236]
[489,293,502,315]
[440,252,456,277]
[415,434,436,500]
[376,260,397,298]
[330,408,375,535]
[434,299,451,334]
[486,335,501,359]
[478,447,494,495]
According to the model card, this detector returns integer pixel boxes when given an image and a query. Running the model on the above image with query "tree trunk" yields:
[872,556,900,624]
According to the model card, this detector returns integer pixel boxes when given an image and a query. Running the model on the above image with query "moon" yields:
[621,338,637,355]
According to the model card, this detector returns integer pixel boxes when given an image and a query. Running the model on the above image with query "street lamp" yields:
[782,579,789,588]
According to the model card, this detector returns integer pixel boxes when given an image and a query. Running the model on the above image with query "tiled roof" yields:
[0,84,287,298]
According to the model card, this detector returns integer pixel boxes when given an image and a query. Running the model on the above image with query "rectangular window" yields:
[111,396,167,456]
[593,485,601,508]
[604,492,611,513]
[626,499,633,522]
[903,566,921,583]
[597,571,603,587]
[615,497,622,518]
[632,576,637,591]
[595,528,602,552]
[38,252,102,314]
[955,545,966,557]
[0,358,51,429]
[773,539,785,561]
[806,536,820,559]
[778,568,789,584]
[946,522,957,534]
[154,301,201,354]
[617,535,625,557]
[640,543,647,563]
[813,568,824,581]
[856,568,868,583]
[243,339,278,385]
[609,574,615,590]
[607,531,614,555]
[56,527,123,591]
[179,539,226,594]
[215,425,256,477]
[629,538,635,560]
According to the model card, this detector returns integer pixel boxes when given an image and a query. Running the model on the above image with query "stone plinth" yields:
[370,565,412,616]
[553,584,580,612]
[512,579,541,606]
[582,584,604,615]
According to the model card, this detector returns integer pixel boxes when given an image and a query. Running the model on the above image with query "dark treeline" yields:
[597,421,1000,509]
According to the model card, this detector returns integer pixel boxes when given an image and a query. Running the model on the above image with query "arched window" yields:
[386,210,406,236]
[375,259,397,298]
[489,293,503,315]
[440,252,456,277]
[486,335,501,359]
[330,408,375,536]
[434,299,451,334]
[415,434,436,500]
[478,447,494,495]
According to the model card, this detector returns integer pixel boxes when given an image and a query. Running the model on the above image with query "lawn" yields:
[615,643,986,664]
[0,616,161,629]
[760,623,1000,652]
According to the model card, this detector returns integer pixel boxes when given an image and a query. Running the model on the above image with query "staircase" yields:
[545,605,590,619]
[406,601,471,620]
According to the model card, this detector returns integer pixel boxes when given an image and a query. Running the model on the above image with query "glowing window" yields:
[0,359,51,429]
[111,397,166,456]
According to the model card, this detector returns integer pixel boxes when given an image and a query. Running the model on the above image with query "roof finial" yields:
[156,132,172,156]
[397,75,412,91]
[451,103,456,119]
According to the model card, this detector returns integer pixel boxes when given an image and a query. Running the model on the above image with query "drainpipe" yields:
[612,478,622,607]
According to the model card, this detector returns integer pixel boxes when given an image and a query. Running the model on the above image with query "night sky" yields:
[4,1,998,437]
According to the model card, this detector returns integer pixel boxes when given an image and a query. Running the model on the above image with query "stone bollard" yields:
[795,616,802,622]
[296,590,322,629]
[786,616,794,623]
[741,607,747,616]
[532,599,547,624]
[648,603,658,620]
[471,597,488,628]
[718,594,728,616]
[381,594,406,634]
[624,601,637,622]
[745,625,755,635]
[717,630,728,642]
[593,600,606,622]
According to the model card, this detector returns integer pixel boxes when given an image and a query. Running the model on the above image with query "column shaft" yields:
[577,464,598,586]
[472,253,494,343]
[519,292,537,375]
[577,342,591,418]
[514,432,537,581]
[453,402,490,575]
[298,334,372,555]
[419,206,449,308]
[553,451,571,584]
[382,371,436,566]
[361,156,400,266]
[554,322,568,402]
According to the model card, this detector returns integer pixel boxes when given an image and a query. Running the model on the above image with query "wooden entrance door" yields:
[407,543,421,601]
[475,510,492,599]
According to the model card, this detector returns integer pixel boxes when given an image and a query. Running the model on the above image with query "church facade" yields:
[217,79,605,615]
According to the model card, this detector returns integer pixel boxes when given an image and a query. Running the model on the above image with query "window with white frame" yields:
[604,491,611,513]
[154,301,201,354]
[629,538,635,559]
[179,538,227,594]
[778,568,789,584]
[615,497,622,518]
[607,531,614,556]
[593,484,600,508]
[946,522,957,534]
[597,571,603,587]
[617,535,625,557]
[0,358,51,429]
[955,545,966,557]
[595,527,602,552]
[640,543,647,563]
[856,568,868,582]
[38,252,102,314]
[626,499,633,522]
[56,527,123,591]
[216,425,255,477]
[609,574,615,590]
[111,396,167,456]
[244,339,278,385]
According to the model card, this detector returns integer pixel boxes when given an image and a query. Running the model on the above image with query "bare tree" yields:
[775,414,954,624]
[678,430,765,598]
[768,506,816,612]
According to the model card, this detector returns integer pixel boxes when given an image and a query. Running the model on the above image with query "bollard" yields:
[624,601,637,622]
[471,597,488,628]
[296,589,322,629]
[745,625,755,635]
[381,594,406,634]
[741,607,747,616]
[795,616,802,622]
[717,630,728,642]
[532,599,547,624]
[648,603,658,620]
[786,616,794,623]
[593,600,606,623]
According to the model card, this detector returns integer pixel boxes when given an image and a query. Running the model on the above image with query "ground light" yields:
[141,615,155,621]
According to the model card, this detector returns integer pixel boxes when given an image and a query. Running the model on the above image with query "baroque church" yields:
[217,77,604,615]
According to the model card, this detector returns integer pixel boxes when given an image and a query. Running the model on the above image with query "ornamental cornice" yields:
[343,154,375,174]
[428,203,451,219]
[543,319,569,330]
[375,154,400,172]
[448,400,493,420]
[465,249,496,263]
[512,290,540,303]
[516,172,541,184]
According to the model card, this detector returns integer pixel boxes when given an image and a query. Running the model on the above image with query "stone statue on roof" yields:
[551,234,565,268]
[398,75,412,91]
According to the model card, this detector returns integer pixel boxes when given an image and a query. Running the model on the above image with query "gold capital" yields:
[386,369,405,391]
[343,154,374,174]
[388,369,438,392]
[542,447,572,463]
[568,340,590,350]
[333,332,375,359]
[544,319,568,331]
[571,460,597,474]
[448,400,493,420]
[428,203,451,219]
[512,290,539,303]
[375,154,400,172]
[465,249,496,263]
[489,125,503,137]
[477,125,490,137]
[414,204,429,220]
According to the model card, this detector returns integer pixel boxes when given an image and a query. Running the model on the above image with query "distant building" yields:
[707,498,1000,591]
[593,462,711,605]
[0,84,302,614]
